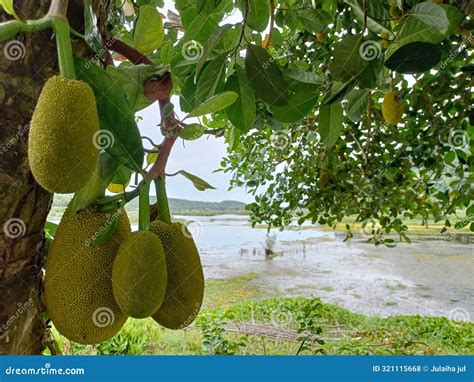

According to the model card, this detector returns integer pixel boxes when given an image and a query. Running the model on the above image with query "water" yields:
[170,215,473,321]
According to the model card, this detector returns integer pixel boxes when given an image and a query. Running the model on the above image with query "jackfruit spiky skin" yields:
[112,231,168,318]
[28,76,100,193]
[150,221,204,329]
[44,206,131,344]
[382,91,404,125]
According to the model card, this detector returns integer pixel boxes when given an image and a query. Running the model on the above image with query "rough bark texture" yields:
[0,0,112,355]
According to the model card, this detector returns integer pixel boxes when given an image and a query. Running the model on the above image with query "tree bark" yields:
[0,0,112,355]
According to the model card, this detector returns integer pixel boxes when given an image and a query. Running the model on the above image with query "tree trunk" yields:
[0,0,112,355]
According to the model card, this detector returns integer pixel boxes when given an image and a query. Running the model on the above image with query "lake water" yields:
[169,215,474,322]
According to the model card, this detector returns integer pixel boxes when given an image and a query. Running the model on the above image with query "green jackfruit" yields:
[28,76,100,193]
[112,231,167,318]
[150,221,204,329]
[44,206,131,344]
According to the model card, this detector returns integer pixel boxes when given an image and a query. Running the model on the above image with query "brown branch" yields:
[105,36,179,179]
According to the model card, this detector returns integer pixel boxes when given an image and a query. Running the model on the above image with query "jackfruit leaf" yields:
[182,13,220,44]
[179,123,206,140]
[146,148,159,166]
[329,35,367,83]
[83,0,106,60]
[109,163,132,188]
[195,53,227,104]
[385,18,445,59]
[357,58,383,89]
[245,44,288,106]
[409,2,449,34]
[76,59,145,172]
[44,221,58,240]
[323,79,357,105]
[344,0,390,34]
[319,102,343,147]
[178,170,216,191]
[68,152,119,216]
[196,24,232,77]
[179,74,197,113]
[285,68,321,84]
[196,0,227,15]
[91,215,119,246]
[225,66,256,132]
[270,78,318,123]
[187,91,238,117]
[346,89,369,123]
[106,64,160,111]
[240,0,270,32]
[439,4,463,34]
[0,0,19,20]
[384,42,443,74]
[133,4,164,54]
[296,9,329,33]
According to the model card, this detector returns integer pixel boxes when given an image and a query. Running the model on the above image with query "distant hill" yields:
[49,194,247,217]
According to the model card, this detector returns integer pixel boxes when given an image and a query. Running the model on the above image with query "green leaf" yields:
[187,91,238,117]
[386,18,445,59]
[296,9,327,33]
[323,79,357,105]
[178,170,216,191]
[106,64,159,111]
[285,68,321,84]
[197,0,225,14]
[180,123,206,140]
[329,35,367,83]
[271,78,318,123]
[245,44,288,106]
[346,89,369,123]
[344,0,390,34]
[319,103,343,147]
[443,151,456,165]
[83,0,106,60]
[409,2,449,34]
[44,221,58,239]
[0,0,19,20]
[241,0,270,32]
[76,59,144,172]
[109,162,133,186]
[384,42,443,74]
[196,24,232,76]
[195,53,227,103]
[225,66,256,132]
[133,5,164,54]
[183,14,220,44]
[439,4,464,34]
[357,58,383,89]
[179,74,197,113]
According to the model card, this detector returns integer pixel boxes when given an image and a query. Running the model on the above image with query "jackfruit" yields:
[28,76,100,193]
[150,220,204,329]
[382,91,404,125]
[44,205,131,344]
[112,231,168,318]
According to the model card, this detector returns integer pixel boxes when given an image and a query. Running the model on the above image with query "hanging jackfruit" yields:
[149,220,204,329]
[28,76,100,193]
[382,91,404,125]
[112,231,168,318]
[44,205,130,344]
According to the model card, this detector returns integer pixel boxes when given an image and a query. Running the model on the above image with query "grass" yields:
[51,274,473,356]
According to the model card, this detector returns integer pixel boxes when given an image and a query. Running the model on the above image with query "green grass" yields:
[51,274,473,356]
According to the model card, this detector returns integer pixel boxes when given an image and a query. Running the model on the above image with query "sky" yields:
[132,2,251,203]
